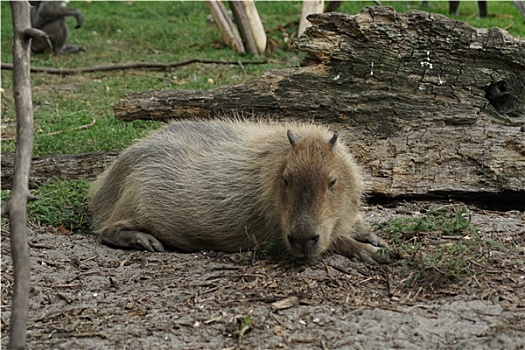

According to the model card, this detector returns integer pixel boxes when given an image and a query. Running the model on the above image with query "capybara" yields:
[89,119,389,264]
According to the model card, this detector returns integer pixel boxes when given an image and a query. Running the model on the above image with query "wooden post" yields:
[299,0,324,36]
[5,1,45,349]
[240,0,266,55]
[229,1,258,56]
[207,0,245,54]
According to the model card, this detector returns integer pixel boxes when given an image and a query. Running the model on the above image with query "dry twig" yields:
[0,58,267,76]
[0,117,96,142]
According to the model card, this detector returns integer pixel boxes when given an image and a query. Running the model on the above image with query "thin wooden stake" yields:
[240,0,266,55]
[7,1,41,348]
[299,0,324,36]
[229,1,258,56]
[207,0,245,54]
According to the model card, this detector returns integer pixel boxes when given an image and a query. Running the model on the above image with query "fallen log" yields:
[112,7,524,206]
[1,148,522,210]
[1,152,119,190]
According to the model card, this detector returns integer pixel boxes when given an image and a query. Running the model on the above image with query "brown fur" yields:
[89,119,389,263]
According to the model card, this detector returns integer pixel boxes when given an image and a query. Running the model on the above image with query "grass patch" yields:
[1,180,91,233]
[383,205,475,242]
[379,205,505,289]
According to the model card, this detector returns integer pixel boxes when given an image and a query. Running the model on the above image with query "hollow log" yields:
[112,7,525,207]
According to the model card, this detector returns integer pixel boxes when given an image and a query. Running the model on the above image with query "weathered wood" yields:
[1,152,120,190]
[6,2,37,348]
[299,0,324,36]
[114,8,525,123]
[206,0,245,54]
[240,0,266,55]
[112,7,525,204]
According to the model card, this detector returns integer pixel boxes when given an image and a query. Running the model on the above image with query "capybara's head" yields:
[278,129,358,258]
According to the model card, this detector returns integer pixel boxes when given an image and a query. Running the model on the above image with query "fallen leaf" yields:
[271,296,300,310]
[56,225,73,235]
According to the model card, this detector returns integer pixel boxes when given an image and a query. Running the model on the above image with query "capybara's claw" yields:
[128,232,165,252]
[354,229,388,248]
[370,246,390,264]
[100,229,166,252]
[355,245,390,264]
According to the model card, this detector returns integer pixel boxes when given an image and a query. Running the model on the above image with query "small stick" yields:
[0,58,268,76]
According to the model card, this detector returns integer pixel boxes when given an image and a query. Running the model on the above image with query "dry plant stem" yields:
[0,58,267,76]
[7,1,37,349]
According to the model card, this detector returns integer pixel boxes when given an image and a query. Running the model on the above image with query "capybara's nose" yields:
[288,233,320,254]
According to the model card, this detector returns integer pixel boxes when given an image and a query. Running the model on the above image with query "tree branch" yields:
[0,58,268,76]
[8,1,34,349]
[0,117,96,142]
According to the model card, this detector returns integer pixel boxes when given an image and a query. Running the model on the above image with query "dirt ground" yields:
[1,201,524,350]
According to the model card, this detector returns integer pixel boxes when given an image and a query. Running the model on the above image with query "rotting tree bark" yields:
[112,7,525,208]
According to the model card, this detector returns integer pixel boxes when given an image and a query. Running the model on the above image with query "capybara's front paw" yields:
[101,229,166,252]
[333,236,390,264]
[127,231,166,252]
[354,229,388,248]
[357,244,390,264]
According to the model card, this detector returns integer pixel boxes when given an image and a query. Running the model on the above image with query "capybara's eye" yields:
[328,178,337,190]
[282,176,289,186]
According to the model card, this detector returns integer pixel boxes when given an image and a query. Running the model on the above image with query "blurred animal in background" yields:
[449,1,488,17]
[448,1,525,19]
[511,0,525,18]
[29,1,85,54]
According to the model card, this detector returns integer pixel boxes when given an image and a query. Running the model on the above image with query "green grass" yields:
[1,1,524,234]
[1,179,90,232]
[378,205,505,288]
[382,205,475,242]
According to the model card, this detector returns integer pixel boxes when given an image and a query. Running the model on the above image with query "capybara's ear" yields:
[287,130,298,148]
[328,131,339,148]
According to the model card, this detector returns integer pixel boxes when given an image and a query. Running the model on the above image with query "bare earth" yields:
[1,201,524,349]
